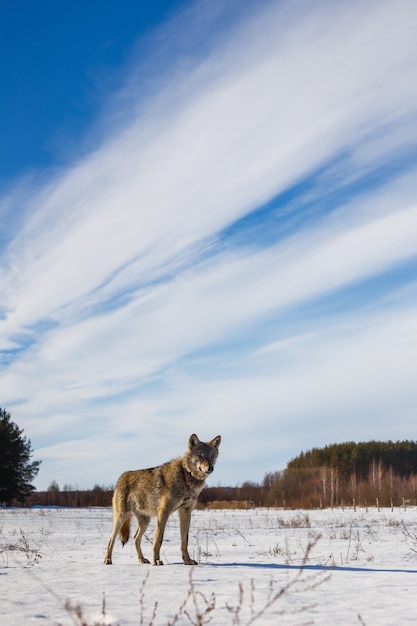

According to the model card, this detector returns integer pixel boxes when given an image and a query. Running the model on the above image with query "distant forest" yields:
[26,440,417,509]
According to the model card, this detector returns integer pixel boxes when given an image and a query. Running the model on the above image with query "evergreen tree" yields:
[0,408,41,506]
[287,440,417,480]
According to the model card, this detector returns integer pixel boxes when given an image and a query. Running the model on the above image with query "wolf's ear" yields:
[209,435,221,450]
[188,434,201,449]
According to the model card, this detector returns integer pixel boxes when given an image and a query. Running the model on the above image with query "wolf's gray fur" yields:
[104,433,221,565]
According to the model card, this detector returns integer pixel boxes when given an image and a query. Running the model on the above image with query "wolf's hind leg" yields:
[104,512,129,565]
[133,513,151,564]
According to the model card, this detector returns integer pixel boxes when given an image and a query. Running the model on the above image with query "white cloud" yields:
[3,193,417,434]
[2,0,417,328]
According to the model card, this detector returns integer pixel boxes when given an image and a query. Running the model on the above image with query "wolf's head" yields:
[184,433,221,480]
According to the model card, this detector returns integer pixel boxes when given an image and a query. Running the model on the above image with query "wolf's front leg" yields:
[153,506,169,565]
[179,506,197,565]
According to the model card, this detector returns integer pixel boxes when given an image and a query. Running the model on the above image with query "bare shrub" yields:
[226,535,330,625]
[139,572,158,626]
[276,513,311,528]
[167,570,216,626]
[62,595,115,626]
[192,528,222,562]
[0,528,42,564]
[401,522,417,559]
[267,539,296,563]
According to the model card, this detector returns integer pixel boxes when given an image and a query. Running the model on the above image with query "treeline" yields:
[26,482,113,508]
[26,440,417,510]
[288,440,417,480]
[275,439,417,509]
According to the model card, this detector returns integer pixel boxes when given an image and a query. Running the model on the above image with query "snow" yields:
[1,506,417,625]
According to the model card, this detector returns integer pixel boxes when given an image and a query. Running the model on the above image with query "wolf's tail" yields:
[119,513,131,546]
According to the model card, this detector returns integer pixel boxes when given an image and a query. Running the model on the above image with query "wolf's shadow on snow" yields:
[206,562,417,574]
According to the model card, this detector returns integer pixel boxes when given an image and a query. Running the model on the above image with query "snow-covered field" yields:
[1,506,417,625]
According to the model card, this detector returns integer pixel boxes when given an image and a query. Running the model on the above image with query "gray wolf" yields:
[104,433,221,565]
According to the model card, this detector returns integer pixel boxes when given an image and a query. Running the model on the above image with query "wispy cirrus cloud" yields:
[1,0,417,488]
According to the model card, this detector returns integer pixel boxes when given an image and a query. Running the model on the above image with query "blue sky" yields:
[1,0,417,491]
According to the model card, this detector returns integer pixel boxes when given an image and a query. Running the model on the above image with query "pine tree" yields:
[0,408,41,506]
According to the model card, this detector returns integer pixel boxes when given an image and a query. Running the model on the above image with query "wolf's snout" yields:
[207,465,214,474]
